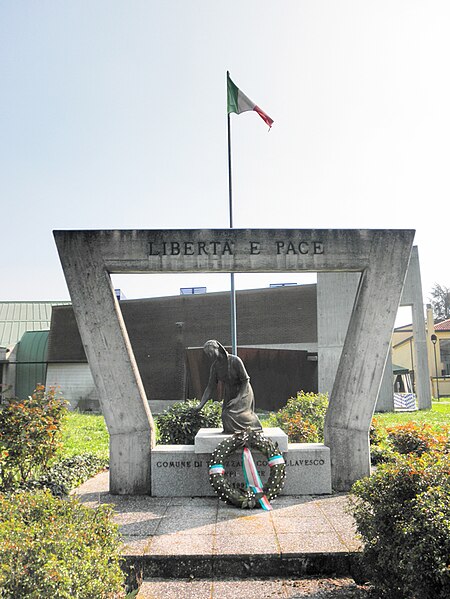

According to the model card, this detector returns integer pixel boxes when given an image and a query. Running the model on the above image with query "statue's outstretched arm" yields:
[195,364,217,411]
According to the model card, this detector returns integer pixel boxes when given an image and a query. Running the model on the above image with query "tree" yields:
[430,283,450,322]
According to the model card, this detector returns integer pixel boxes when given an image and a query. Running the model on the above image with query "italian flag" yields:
[227,73,274,129]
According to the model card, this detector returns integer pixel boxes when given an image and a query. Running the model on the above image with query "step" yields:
[124,549,360,584]
[135,575,369,599]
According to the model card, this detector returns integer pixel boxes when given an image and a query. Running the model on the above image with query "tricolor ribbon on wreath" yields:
[208,429,287,509]
[242,447,273,511]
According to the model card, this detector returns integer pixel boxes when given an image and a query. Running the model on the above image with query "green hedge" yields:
[267,391,328,442]
[350,451,450,598]
[0,490,124,598]
[157,399,222,444]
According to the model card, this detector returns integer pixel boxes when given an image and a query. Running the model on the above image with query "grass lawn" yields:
[61,402,449,460]
[61,411,109,460]
[374,400,450,432]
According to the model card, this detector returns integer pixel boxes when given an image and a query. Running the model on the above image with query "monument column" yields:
[401,247,432,409]
[324,231,413,490]
[54,232,156,494]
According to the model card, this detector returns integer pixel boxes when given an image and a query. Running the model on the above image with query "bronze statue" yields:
[195,340,262,434]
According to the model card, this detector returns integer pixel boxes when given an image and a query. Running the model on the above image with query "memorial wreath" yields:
[208,428,286,510]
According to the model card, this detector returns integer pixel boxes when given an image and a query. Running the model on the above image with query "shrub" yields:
[350,451,450,598]
[369,444,395,465]
[0,386,68,489]
[369,417,386,446]
[283,413,319,443]
[386,422,448,456]
[369,417,393,465]
[22,453,108,497]
[268,391,328,441]
[157,399,222,444]
[0,490,124,598]
[0,445,8,482]
[406,486,450,597]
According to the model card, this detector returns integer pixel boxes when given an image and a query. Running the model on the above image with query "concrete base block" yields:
[325,425,371,491]
[194,427,288,454]
[283,443,332,495]
[151,442,331,496]
[110,431,152,495]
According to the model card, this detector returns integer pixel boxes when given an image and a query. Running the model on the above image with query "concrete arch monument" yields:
[54,228,414,493]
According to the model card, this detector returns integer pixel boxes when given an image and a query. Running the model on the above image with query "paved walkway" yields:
[74,471,363,598]
[135,577,370,598]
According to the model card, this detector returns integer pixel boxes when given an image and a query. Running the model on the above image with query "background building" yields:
[46,284,318,413]
[0,301,69,400]
[4,263,438,411]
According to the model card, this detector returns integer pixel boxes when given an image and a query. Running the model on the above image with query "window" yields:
[440,339,450,375]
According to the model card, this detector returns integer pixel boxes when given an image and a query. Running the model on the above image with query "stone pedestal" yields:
[194,427,288,453]
[151,437,332,496]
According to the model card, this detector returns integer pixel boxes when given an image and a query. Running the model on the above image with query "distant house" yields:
[392,323,415,373]
[434,318,450,376]
[429,318,450,398]
[392,307,450,399]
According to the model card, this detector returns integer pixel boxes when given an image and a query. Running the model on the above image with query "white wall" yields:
[45,363,99,410]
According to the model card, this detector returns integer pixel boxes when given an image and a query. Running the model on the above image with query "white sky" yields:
[1,1,448,317]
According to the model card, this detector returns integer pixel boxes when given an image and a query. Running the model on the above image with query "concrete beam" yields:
[54,233,156,494]
[401,247,432,409]
[375,350,394,413]
[323,231,413,490]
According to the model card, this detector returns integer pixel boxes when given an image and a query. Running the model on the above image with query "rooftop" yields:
[435,318,450,331]
[0,301,70,349]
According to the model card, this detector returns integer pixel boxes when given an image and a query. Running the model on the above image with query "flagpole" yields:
[227,71,237,356]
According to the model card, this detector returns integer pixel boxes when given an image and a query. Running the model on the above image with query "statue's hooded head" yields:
[203,340,228,361]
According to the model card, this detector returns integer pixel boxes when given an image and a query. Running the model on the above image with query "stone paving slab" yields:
[136,577,371,598]
[73,471,362,585]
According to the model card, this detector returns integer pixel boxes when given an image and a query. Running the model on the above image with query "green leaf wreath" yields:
[208,428,286,509]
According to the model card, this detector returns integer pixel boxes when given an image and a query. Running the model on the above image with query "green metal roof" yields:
[393,363,410,375]
[0,301,70,349]
[15,330,49,399]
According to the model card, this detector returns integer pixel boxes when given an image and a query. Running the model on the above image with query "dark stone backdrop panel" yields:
[186,347,317,412]
[47,284,317,404]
